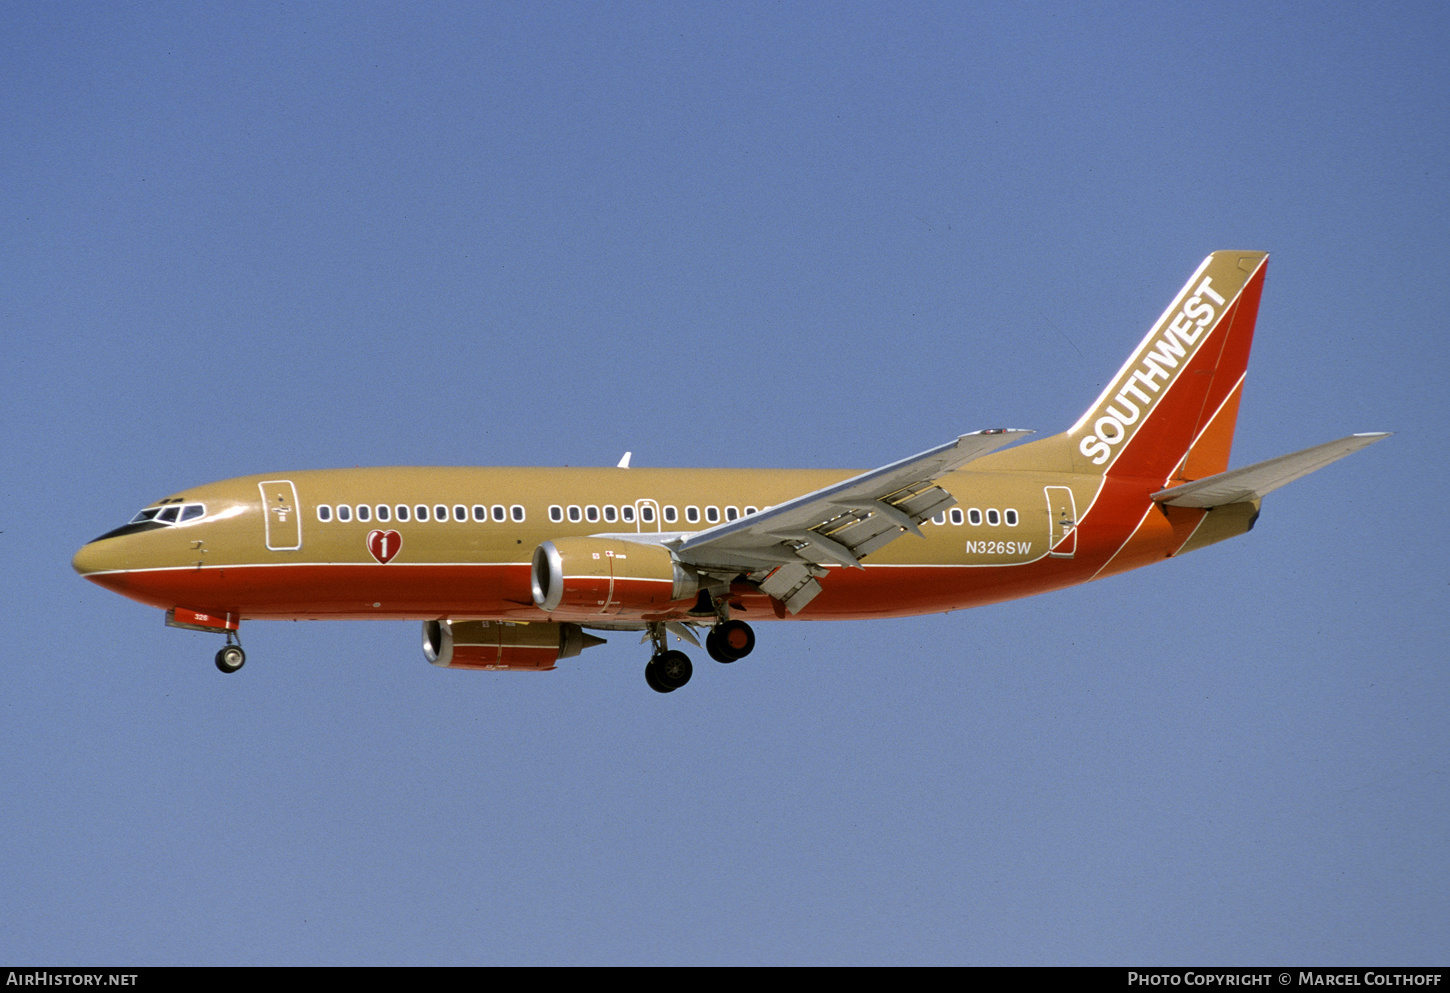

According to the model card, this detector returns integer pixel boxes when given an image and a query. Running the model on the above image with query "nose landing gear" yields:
[214,632,246,673]
[215,644,246,673]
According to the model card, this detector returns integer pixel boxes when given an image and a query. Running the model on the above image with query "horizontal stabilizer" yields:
[1152,433,1390,508]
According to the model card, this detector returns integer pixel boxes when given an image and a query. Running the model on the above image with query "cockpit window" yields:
[95,502,207,543]
[127,502,206,527]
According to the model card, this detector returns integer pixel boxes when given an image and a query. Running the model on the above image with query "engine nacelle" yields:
[531,537,698,615]
[423,619,603,671]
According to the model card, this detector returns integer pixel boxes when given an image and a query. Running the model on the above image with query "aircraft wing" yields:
[674,429,1031,613]
[1152,433,1390,508]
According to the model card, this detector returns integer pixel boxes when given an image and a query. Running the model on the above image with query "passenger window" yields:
[357,505,371,522]
[744,506,757,516]
[318,505,333,522]
[932,512,946,525]
[641,505,655,523]
[663,505,678,524]
[621,505,635,523]
[339,505,352,522]
[415,505,429,522]
[376,505,390,522]
[603,505,617,523]
[585,505,600,523]
[686,506,700,524]
[1005,509,1018,526]
[549,505,563,523]
[987,509,1000,526]
[396,505,410,522]
[968,509,982,526]
[511,505,526,522]
[473,505,487,522]
[950,508,963,525]
[567,505,582,523]
[434,505,447,522]
[490,505,505,522]
[453,505,466,522]
[725,506,738,521]
[706,506,720,523]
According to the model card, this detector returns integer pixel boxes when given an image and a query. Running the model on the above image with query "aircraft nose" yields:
[72,539,120,577]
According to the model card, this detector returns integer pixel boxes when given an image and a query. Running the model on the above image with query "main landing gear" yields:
[214,632,246,674]
[643,615,756,693]
[706,619,755,664]
[645,649,692,693]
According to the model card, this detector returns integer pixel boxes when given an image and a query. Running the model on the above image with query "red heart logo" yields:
[367,529,402,564]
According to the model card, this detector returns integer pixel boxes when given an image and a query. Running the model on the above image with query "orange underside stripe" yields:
[1092,503,1206,580]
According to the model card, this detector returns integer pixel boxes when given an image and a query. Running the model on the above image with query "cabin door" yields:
[259,480,302,551]
[1045,485,1077,558]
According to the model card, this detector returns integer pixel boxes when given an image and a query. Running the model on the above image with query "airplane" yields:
[72,251,1387,693]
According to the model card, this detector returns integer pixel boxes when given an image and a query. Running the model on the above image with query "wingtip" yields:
[961,428,1034,441]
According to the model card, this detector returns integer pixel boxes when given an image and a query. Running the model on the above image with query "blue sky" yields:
[3,1,1446,965]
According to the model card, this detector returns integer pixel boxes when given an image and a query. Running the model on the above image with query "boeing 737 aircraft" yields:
[73,251,1386,692]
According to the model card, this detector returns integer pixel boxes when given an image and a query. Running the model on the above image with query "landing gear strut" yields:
[644,622,693,693]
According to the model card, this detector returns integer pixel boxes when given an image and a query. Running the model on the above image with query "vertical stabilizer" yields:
[1068,251,1268,482]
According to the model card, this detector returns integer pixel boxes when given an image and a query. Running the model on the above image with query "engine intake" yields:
[423,619,604,671]
[531,537,698,615]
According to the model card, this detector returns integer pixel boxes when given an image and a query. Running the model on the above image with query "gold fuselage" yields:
[71,459,1256,626]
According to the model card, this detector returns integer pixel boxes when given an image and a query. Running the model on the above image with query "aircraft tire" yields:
[719,620,754,660]
[215,645,246,674]
[645,662,675,694]
[652,650,693,691]
[705,629,734,663]
[706,620,755,663]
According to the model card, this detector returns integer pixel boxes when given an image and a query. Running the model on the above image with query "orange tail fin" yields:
[1067,251,1268,483]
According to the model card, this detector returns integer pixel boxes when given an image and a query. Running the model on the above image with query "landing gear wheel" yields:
[645,662,675,694]
[706,620,755,663]
[648,650,693,691]
[705,630,733,663]
[215,645,246,674]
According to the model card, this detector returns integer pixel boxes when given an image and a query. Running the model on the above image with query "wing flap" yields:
[758,564,825,615]
[1152,433,1389,508]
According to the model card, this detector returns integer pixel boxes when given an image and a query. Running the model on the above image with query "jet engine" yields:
[531,537,698,615]
[423,619,604,671]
